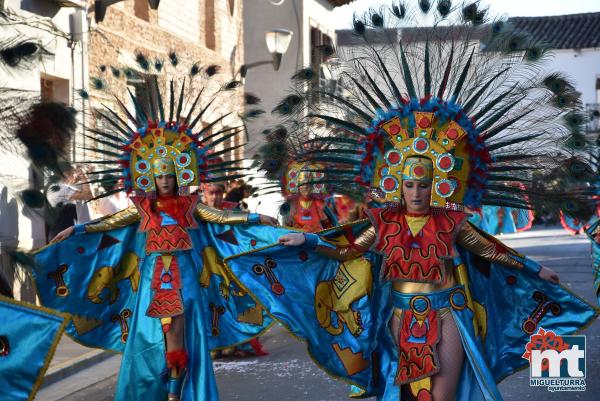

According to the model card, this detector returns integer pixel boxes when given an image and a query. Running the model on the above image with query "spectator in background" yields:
[46,166,93,241]
[224,180,253,211]
[96,175,131,216]
[202,182,238,210]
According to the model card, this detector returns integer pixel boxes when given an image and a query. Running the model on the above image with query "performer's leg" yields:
[165,314,185,350]
[165,314,187,401]
[390,308,465,401]
[430,310,464,401]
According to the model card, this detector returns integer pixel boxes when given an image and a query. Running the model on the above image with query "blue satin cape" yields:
[223,221,597,401]
[30,220,281,401]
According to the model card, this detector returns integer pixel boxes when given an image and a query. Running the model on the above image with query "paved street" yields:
[36,227,599,401]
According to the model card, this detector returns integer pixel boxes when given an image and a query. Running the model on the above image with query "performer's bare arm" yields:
[278,225,376,261]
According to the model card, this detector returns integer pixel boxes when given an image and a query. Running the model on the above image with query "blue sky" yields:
[332,0,600,29]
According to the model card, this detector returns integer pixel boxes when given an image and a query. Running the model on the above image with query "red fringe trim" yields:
[166,349,188,370]
[249,338,268,356]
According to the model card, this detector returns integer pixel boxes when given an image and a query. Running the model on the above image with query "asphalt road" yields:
[36,228,600,401]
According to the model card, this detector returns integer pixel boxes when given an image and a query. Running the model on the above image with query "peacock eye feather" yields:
[565,134,587,151]
[353,18,365,35]
[437,0,451,17]
[391,3,406,19]
[419,0,431,13]
[135,52,149,71]
[205,65,220,76]
[110,66,121,78]
[371,12,383,27]
[491,21,504,34]
[124,68,135,79]
[524,48,540,62]
[245,93,261,105]
[169,51,178,67]
[154,58,164,71]
[225,80,242,90]
[280,202,291,215]
[190,63,200,76]
[91,77,105,90]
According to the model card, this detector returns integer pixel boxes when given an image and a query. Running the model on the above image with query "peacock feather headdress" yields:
[252,124,332,203]
[271,1,595,212]
[79,52,263,199]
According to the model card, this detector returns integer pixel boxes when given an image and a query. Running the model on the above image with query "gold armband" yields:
[84,205,140,233]
[194,203,249,225]
[455,222,523,269]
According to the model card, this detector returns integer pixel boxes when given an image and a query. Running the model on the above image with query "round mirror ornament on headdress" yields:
[284,161,327,198]
[127,125,205,195]
[369,107,475,208]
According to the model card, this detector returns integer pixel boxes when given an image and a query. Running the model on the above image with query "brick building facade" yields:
[87,0,246,162]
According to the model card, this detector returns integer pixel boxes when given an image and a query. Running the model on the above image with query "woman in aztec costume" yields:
[282,161,338,231]
[254,127,338,232]
[0,10,87,401]
[585,170,600,305]
[26,54,281,401]
[239,2,597,401]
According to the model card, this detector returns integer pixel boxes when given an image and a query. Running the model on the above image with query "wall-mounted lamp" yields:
[265,29,293,71]
[239,29,293,79]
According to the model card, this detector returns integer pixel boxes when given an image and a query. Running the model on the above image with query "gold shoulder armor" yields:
[85,205,140,233]
[194,203,249,225]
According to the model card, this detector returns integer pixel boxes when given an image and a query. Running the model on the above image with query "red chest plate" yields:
[132,195,198,253]
[367,207,468,283]
[291,198,329,233]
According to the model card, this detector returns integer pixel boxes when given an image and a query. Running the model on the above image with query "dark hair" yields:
[225,186,244,203]
[101,174,118,191]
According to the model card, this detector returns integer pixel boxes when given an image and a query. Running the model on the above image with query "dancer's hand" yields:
[539,266,560,284]
[259,215,279,226]
[51,226,74,243]
[278,233,305,246]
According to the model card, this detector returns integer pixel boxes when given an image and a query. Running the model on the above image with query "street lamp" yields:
[265,29,293,71]
[239,29,293,80]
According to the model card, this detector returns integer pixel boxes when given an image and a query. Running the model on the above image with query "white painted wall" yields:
[545,48,600,105]
[243,0,304,148]
[158,0,201,44]
[243,0,340,146]
[220,0,242,64]
[302,0,337,67]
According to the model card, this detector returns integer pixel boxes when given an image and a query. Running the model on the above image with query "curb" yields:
[42,349,114,388]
